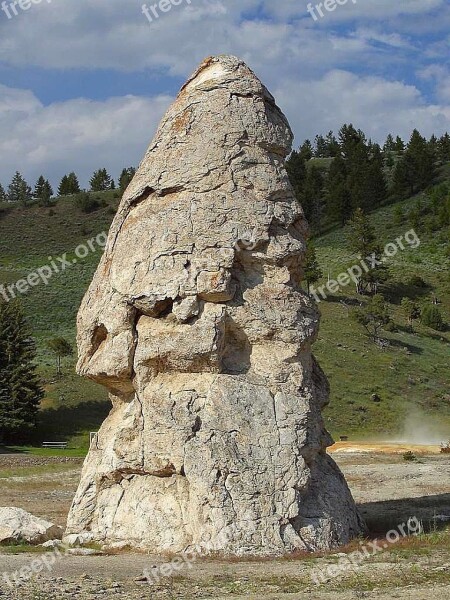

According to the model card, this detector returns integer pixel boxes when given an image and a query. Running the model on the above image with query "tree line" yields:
[0,167,137,206]
[286,125,450,233]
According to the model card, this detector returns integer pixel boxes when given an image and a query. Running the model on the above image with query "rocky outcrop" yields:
[0,507,63,545]
[65,55,364,555]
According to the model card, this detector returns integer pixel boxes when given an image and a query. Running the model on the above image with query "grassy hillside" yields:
[0,175,449,450]
[315,182,450,440]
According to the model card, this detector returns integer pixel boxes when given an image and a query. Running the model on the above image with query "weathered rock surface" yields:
[65,55,364,555]
[0,507,63,545]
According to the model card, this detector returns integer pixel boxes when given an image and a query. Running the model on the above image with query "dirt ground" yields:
[0,445,449,599]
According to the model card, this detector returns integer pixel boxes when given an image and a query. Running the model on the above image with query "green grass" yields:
[0,462,80,479]
[0,178,449,449]
[315,178,450,438]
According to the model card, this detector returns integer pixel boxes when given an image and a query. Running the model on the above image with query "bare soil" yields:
[0,447,449,599]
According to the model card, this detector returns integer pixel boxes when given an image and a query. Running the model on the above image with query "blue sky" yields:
[0,0,449,189]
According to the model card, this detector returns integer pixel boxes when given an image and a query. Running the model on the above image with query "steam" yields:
[395,409,450,446]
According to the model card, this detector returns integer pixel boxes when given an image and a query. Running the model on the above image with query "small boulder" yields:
[0,507,63,545]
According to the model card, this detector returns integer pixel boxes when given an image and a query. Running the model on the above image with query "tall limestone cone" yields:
[65,55,364,554]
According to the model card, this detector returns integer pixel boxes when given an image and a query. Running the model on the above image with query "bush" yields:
[75,192,100,214]
[421,305,445,331]
[403,451,417,462]
[408,275,428,288]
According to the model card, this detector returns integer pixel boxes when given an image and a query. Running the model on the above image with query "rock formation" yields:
[0,507,63,545]
[65,55,363,555]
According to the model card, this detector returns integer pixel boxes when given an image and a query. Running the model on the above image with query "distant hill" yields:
[0,173,449,449]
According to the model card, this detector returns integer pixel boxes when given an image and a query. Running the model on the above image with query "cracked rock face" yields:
[65,55,363,555]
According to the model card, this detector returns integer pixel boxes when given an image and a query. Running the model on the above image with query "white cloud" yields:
[0,0,448,188]
[275,70,450,145]
[0,88,172,188]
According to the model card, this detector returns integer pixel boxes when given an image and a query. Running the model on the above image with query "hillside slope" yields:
[0,180,448,448]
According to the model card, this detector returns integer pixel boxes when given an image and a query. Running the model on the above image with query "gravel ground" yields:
[0,449,449,599]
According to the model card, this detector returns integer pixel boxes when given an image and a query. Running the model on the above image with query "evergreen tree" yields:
[286,150,306,201]
[347,208,387,294]
[58,175,69,196]
[314,134,328,158]
[407,129,436,191]
[301,166,325,233]
[58,172,80,196]
[338,124,366,160]
[303,241,323,293]
[394,136,405,154]
[0,300,43,444]
[119,167,136,194]
[353,294,391,343]
[401,298,420,332]
[392,154,414,199]
[66,172,81,194]
[429,134,439,163]
[299,140,313,161]
[34,176,53,206]
[90,168,113,192]
[347,140,370,210]
[438,133,450,162]
[393,130,436,197]
[383,134,395,153]
[7,172,32,205]
[325,130,340,157]
[46,337,73,378]
[0,183,6,203]
[326,155,352,226]
[421,305,445,331]
[363,144,387,210]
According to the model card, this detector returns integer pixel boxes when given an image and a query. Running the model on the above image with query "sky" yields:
[0,0,449,190]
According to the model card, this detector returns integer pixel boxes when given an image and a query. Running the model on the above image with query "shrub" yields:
[403,451,417,462]
[408,275,428,288]
[421,305,445,331]
[75,192,100,214]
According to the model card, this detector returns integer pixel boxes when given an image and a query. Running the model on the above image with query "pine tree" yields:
[383,134,395,153]
[34,176,53,206]
[119,167,136,194]
[286,150,306,201]
[7,172,32,205]
[338,124,366,160]
[326,155,352,226]
[0,300,43,444]
[0,183,6,203]
[347,208,387,294]
[392,155,414,199]
[90,168,113,192]
[58,175,69,196]
[58,172,80,196]
[66,172,80,194]
[314,134,328,158]
[408,129,436,191]
[46,337,73,378]
[438,133,450,163]
[325,131,340,157]
[297,140,312,162]
[394,136,405,154]
[363,144,387,210]
[301,166,325,233]
[401,298,420,332]
[353,294,391,343]
[303,241,323,293]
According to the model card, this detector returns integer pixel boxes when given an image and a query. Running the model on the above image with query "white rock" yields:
[0,507,63,545]
[66,55,364,555]
[41,539,64,549]
[65,548,102,556]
